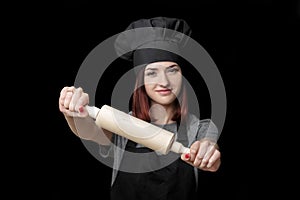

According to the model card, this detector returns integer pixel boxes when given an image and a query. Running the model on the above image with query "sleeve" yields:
[98,110,132,158]
[196,119,220,143]
[98,134,115,158]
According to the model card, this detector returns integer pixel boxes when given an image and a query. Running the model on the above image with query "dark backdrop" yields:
[9,1,298,199]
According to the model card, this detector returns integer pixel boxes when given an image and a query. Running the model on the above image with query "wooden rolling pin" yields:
[86,105,190,155]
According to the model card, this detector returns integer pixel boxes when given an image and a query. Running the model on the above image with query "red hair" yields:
[132,67,188,124]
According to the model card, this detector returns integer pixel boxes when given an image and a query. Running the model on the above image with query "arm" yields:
[59,86,113,145]
[181,139,221,172]
[181,119,221,172]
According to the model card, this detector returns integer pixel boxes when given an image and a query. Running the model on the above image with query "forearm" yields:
[64,114,113,145]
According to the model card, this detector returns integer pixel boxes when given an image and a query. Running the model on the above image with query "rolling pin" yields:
[86,105,190,155]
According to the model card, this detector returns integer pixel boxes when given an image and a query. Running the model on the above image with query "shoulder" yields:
[186,113,211,125]
[186,113,218,131]
[186,113,219,142]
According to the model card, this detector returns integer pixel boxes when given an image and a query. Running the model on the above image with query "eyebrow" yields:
[145,64,179,71]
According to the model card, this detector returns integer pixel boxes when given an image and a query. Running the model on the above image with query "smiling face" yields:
[144,61,182,106]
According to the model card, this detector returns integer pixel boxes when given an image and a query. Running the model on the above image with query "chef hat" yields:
[114,16,192,67]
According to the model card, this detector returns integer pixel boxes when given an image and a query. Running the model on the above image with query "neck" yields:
[149,102,176,125]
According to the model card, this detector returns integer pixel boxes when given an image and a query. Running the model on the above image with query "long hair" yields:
[132,66,188,124]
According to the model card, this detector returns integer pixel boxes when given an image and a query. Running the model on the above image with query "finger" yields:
[64,109,81,118]
[189,141,200,162]
[181,152,191,161]
[200,144,216,168]
[69,87,83,111]
[66,86,75,93]
[61,86,75,103]
[206,150,221,169]
[63,91,74,109]
[75,93,89,116]
[60,86,75,96]
[74,92,89,111]
[193,141,209,167]
[59,87,70,105]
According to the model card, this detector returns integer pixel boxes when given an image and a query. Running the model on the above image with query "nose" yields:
[158,72,170,87]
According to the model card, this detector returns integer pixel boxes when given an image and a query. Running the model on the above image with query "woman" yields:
[59,17,221,200]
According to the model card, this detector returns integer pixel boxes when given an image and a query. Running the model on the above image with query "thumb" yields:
[181,152,190,161]
[77,106,89,117]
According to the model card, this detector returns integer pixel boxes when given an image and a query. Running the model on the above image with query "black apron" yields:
[110,123,198,200]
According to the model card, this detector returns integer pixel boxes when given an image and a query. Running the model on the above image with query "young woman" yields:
[58,17,221,200]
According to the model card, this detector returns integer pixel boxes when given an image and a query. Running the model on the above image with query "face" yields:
[144,61,182,106]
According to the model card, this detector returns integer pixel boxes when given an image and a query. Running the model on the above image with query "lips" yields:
[156,89,172,95]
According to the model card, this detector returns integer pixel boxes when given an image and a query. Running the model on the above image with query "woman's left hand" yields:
[181,139,221,172]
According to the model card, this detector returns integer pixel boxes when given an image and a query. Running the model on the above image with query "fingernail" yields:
[184,153,190,159]
[79,106,84,113]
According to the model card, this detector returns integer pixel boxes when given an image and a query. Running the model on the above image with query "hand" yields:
[58,86,89,118]
[181,139,221,172]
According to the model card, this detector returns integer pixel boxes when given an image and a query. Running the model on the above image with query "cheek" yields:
[171,77,182,94]
[144,83,154,94]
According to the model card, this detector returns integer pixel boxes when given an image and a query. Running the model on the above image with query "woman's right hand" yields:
[59,86,89,118]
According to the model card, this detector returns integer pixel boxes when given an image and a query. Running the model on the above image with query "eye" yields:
[145,71,157,77]
[166,67,179,74]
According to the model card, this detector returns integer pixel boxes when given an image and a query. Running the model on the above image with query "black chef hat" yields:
[114,16,192,67]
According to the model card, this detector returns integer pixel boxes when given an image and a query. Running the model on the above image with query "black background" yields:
[6,0,299,199]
